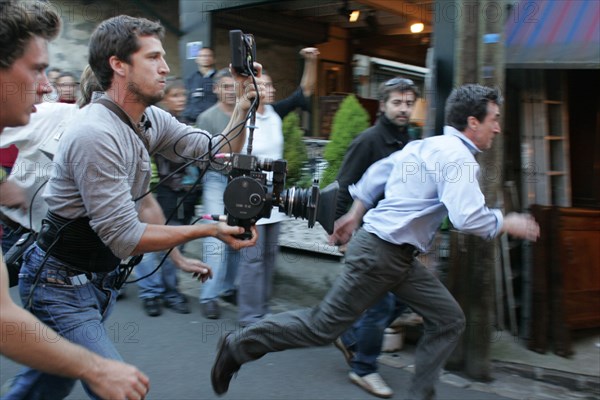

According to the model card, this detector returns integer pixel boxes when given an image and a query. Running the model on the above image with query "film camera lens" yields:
[280,180,339,233]
[222,154,338,237]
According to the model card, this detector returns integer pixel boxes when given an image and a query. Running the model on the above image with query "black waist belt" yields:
[37,211,121,272]
[0,210,30,234]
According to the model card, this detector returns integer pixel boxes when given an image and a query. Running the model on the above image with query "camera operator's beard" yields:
[128,83,164,107]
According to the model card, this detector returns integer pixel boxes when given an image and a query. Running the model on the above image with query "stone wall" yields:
[40,0,181,77]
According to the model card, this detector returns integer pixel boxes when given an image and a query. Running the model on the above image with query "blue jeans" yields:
[3,244,121,400]
[199,171,237,302]
[340,293,407,375]
[237,223,280,326]
[135,251,181,302]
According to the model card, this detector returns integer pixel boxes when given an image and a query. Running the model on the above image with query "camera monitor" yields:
[230,29,257,77]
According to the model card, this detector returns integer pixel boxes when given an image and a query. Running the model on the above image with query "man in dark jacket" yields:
[333,77,420,398]
[182,47,218,123]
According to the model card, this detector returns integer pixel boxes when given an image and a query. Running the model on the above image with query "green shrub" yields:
[321,94,370,188]
[282,112,308,188]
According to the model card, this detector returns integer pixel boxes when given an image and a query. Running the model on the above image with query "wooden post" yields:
[446,0,507,381]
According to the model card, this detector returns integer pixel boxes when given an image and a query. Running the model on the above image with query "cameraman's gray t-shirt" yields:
[44,102,212,259]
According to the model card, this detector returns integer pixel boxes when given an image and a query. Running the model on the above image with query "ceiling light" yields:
[410,22,424,33]
[349,10,360,22]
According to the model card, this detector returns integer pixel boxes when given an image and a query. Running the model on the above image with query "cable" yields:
[29,181,47,231]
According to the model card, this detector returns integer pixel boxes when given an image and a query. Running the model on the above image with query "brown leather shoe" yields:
[211,333,240,396]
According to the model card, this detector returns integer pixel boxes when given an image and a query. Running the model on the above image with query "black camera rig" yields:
[220,30,338,239]
[222,153,338,239]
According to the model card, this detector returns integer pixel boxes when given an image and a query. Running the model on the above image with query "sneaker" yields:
[333,337,354,367]
[211,333,241,395]
[349,372,393,398]
[202,299,221,319]
[143,297,162,317]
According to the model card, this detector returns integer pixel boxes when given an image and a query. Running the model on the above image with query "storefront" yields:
[503,0,600,355]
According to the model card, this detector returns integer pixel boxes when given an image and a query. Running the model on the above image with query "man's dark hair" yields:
[445,84,503,132]
[0,0,61,69]
[378,77,420,103]
[89,15,165,90]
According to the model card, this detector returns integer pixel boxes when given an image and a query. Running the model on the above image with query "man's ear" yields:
[109,56,126,78]
[379,100,386,114]
[467,115,479,131]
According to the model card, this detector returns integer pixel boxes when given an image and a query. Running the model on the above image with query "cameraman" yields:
[5,15,260,399]
[0,2,148,399]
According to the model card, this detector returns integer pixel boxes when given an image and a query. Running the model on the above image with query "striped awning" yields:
[505,0,600,68]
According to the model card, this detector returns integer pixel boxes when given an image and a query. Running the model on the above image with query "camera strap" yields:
[95,97,150,150]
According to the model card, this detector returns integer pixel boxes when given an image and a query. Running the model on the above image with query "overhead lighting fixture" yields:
[349,10,360,22]
[410,22,425,33]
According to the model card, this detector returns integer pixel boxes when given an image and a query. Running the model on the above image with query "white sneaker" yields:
[349,372,393,398]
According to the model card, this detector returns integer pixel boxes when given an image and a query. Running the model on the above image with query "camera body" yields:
[230,29,257,76]
[222,154,339,238]
[224,29,338,237]
[223,154,285,232]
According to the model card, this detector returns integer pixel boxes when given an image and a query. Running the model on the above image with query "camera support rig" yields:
[222,153,338,239]
[220,30,338,239]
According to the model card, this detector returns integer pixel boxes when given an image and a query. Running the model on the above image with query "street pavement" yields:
[1,281,511,400]
[1,220,597,399]
[2,260,596,400]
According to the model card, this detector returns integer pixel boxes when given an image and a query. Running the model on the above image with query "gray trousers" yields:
[229,228,466,399]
